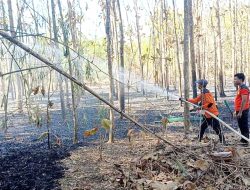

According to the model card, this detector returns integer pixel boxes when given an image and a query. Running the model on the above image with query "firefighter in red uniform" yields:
[233,73,250,146]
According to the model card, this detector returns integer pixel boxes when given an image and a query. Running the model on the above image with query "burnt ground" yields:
[0,88,247,189]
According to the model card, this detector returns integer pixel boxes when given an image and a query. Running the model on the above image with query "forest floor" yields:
[0,87,250,189]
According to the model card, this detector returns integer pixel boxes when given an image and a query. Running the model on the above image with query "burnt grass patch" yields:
[0,142,70,190]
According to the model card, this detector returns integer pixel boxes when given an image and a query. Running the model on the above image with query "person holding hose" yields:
[233,73,249,146]
[180,79,225,143]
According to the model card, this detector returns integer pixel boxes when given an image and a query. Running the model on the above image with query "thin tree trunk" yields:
[183,0,190,132]
[196,0,202,79]
[7,0,23,112]
[202,36,206,79]
[111,0,119,99]
[240,19,243,72]
[51,0,66,121]
[163,0,169,90]
[47,0,52,39]
[230,0,237,75]
[0,0,8,30]
[216,0,226,97]
[58,0,79,143]
[105,0,115,143]
[188,0,197,98]
[31,0,39,35]
[67,0,77,49]
[172,0,182,97]
[211,16,218,101]
[117,0,125,113]
[134,0,144,94]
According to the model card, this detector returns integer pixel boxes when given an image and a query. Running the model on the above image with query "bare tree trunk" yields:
[134,0,144,94]
[216,0,226,97]
[67,0,85,100]
[162,0,169,90]
[46,0,52,39]
[31,0,39,35]
[0,0,8,30]
[211,16,218,101]
[111,0,119,99]
[151,12,158,86]
[51,0,66,121]
[183,0,190,132]
[116,0,125,113]
[67,0,77,49]
[188,0,197,98]
[196,0,202,79]
[230,0,237,75]
[172,0,182,97]
[239,17,243,72]
[202,36,206,79]
[7,0,23,112]
[105,0,115,143]
[58,0,79,143]
[197,37,201,79]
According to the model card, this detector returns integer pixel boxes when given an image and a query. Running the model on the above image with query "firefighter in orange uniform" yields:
[180,79,225,143]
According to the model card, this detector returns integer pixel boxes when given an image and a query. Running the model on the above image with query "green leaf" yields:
[101,119,111,131]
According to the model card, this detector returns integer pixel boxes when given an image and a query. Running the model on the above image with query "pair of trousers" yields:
[236,109,249,143]
[199,116,224,142]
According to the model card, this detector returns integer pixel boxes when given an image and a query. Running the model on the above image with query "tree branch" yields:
[0,66,49,77]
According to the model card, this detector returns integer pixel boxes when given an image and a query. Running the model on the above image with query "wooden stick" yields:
[0,30,178,148]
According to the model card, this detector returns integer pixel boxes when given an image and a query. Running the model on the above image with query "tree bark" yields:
[51,0,66,121]
[162,0,169,90]
[116,0,125,113]
[188,0,197,98]
[7,0,23,112]
[183,0,190,131]
[134,0,144,94]
[172,0,182,97]
[230,0,237,75]
[105,0,115,143]
[58,0,79,143]
[211,16,218,101]
[216,0,226,97]
[0,0,8,30]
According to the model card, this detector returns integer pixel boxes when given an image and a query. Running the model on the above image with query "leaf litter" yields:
[110,133,250,190]
[57,132,250,190]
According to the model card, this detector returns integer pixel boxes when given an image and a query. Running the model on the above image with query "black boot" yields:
[240,138,249,146]
[219,135,226,145]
